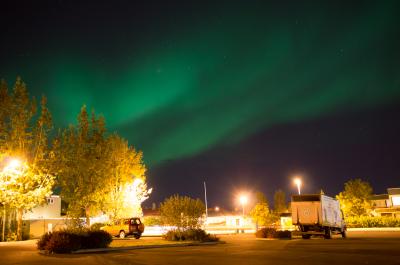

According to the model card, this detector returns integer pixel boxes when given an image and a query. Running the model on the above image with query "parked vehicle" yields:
[101,217,145,239]
[291,194,346,239]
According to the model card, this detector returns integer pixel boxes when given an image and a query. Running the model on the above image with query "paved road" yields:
[1,232,400,265]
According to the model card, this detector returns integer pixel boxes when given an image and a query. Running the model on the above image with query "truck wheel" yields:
[119,230,126,239]
[341,230,347,238]
[324,228,332,239]
[134,234,141,239]
[302,234,311,239]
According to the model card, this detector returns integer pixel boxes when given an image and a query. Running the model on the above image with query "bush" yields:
[37,229,112,253]
[163,229,219,242]
[90,223,106,231]
[83,230,112,249]
[255,228,291,239]
[142,216,162,226]
[37,232,53,250]
[44,231,82,253]
[255,228,276,238]
[346,216,400,228]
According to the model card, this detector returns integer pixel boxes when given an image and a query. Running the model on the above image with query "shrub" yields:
[37,232,53,250]
[255,228,291,239]
[163,229,219,242]
[345,216,400,228]
[142,216,162,226]
[83,230,112,249]
[276,230,292,239]
[255,228,277,238]
[90,223,106,231]
[37,229,112,253]
[44,231,82,253]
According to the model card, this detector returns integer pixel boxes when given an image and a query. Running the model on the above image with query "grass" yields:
[109,238,194,248]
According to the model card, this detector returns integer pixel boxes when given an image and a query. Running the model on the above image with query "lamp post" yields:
[239,195,248,216]
[294,178,302,195]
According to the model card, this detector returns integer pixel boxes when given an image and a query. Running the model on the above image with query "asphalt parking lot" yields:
[1,231,400,265]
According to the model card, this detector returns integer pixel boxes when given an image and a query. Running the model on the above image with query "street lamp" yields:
[4,158,22,174]
[239,195,248,216]
[294,178,302,195]
[1,157,23,242]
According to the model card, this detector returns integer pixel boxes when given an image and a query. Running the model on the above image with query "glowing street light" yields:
[1,157,23,242]
[4,158,22,174]
[294,177,302,195]
[214,206,220,212]
[239,195,248,216]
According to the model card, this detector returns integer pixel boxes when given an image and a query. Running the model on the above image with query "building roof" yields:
[388,188,400,195]
[370,194,389,200]
[207,208,240,217]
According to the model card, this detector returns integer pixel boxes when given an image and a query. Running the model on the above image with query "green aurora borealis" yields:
[1,1,400,167]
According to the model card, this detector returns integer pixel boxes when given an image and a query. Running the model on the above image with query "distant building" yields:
[23,195,61,220]
[370,188,400,218]
[23,195,67,238]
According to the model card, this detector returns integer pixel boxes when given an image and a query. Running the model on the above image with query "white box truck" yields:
[291,194,346,239]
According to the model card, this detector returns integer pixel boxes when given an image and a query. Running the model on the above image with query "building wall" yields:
[390,195,400,207]
[23,195,61,220]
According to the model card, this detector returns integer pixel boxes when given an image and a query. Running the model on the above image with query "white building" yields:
[23,195,61,220]
[23,195,66,238]
[371,188,400,218]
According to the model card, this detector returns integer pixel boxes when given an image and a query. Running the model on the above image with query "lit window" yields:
[392,196,400,206]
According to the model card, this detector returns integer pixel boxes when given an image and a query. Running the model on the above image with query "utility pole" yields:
[204,181,208,223]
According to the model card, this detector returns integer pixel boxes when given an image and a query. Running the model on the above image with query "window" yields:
[392,196,400,206]
[47,198,54,204]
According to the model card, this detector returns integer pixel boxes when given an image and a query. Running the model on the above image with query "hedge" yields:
[255,228,292,239]
[345,216,400,228]
[163,229,219,242]
[37,229,112,253]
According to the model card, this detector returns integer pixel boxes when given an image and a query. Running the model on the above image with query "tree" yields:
[273,189,287,213]
[0,159,54,239]
[53,107,151,225]
[336,178,373,218]
[160,195,205,230]
[0,77,54,240]
[250,192,271,227]
[104,134,150,221]
[54,106,110,225]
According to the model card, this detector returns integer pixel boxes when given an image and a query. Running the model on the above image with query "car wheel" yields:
[134,234,141,239]
[341,230,347,238]
[119,230,126,239]
[302,234,311,239]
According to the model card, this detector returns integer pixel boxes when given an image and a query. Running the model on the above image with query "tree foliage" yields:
[0,77,54,240]
[103,134,149,220]
[336,178,373,218]
[53,106,150,224]
[250,192,272,227]
[273,189,287,213]
[160,195,205,230]
[53,106,110,224]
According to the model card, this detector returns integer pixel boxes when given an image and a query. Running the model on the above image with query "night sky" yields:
[1,0,400,209]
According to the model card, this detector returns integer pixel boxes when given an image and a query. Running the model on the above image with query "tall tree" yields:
[336,178,373,218]
[250,192,271,227]
[54,106,110,225]
[273,189,287,213]
[0,77,54,240]
[104,134,149,221]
